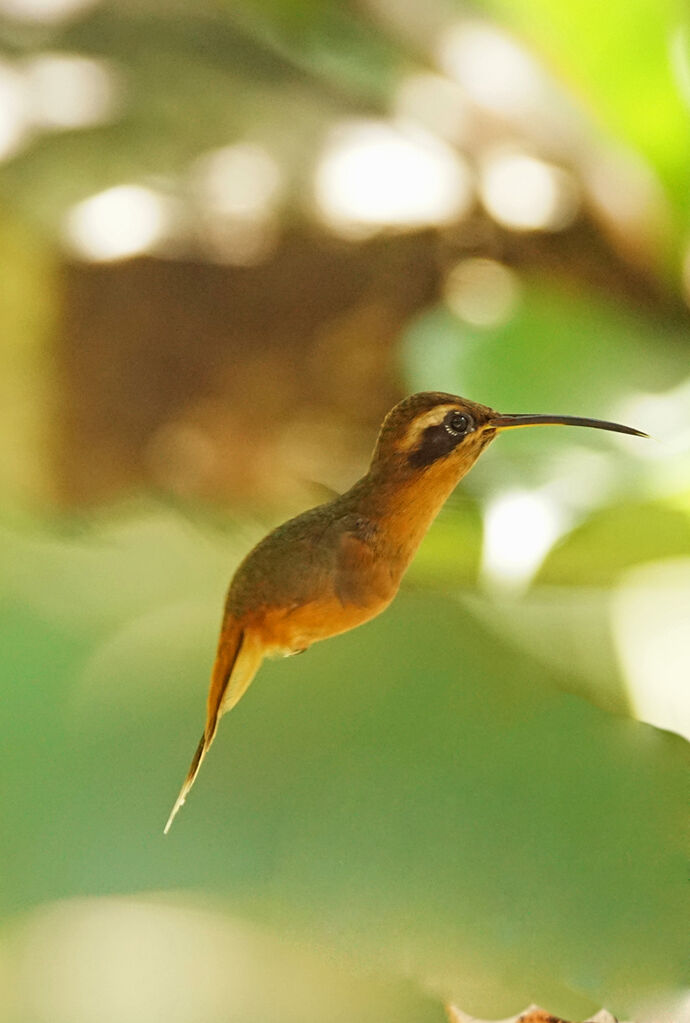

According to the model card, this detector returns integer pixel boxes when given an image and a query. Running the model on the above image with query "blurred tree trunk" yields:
[54,229,439,505]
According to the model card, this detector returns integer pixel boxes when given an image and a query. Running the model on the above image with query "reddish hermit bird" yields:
[164,392,645,832]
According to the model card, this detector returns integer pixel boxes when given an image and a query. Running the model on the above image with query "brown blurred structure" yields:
[54,207,684,507]
[55,229,438,505]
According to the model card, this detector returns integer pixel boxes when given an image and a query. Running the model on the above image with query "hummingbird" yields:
[164,392,645,832]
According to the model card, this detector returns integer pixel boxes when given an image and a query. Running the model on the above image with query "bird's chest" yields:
[257,534,400,653]
[256,591,389,656]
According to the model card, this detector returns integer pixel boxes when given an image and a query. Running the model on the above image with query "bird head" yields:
[370,391,646,481]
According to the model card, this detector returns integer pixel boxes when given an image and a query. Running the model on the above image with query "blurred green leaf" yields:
[538,501,690,585]
[462,587,629,717]
[403,280,685,417]
[1,513,687,1020]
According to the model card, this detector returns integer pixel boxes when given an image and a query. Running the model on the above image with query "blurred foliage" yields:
[403,278,685,416]
[539,500,690,585]
[487,0,690,219]
[1,509,688,1022]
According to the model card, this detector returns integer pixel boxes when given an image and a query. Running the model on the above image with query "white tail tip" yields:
[163,793,186,835]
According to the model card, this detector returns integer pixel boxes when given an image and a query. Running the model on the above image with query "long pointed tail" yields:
[163,732,206,834]
[164,618,262,834]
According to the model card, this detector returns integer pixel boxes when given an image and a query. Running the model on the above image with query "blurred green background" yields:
[1,1,689,1021]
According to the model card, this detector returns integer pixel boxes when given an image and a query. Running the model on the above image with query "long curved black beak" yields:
[489,413,647,439]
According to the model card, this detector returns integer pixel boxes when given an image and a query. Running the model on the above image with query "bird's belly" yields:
[253,592,392,657]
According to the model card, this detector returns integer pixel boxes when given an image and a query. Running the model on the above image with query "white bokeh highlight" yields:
[0,60,31,161]
[612,559,690,741]
[24,52,122,131]
[315,119,474,234]
[63,185,176,262]
[481,489,567,591]
[0,0,99,22]
[438,22,543,116]
[480,150,579,231]
[8,898,269,1023]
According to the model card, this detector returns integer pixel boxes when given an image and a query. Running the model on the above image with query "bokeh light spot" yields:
[612,559,690,741]
[438,22,542,116]
[24,52,123,131]
[63,185,176,262]
[0,0,99,22]
[613,379,690,459]
[480,150,579,231]
[191,143,282,219]
[443,258,519,328]
[481,490,567,591]
[315,119,474,234]
[189,142,282,264]
[0,60,31,161]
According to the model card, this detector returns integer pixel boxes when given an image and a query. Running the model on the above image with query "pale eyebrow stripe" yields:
[402,405,456,448]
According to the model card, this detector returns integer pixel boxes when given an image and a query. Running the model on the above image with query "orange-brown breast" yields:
[250,590,390,655]
[243,525,399,654]
[225,439,480,657]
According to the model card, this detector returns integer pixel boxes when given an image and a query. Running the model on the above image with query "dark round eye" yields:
[446,411,473,436]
